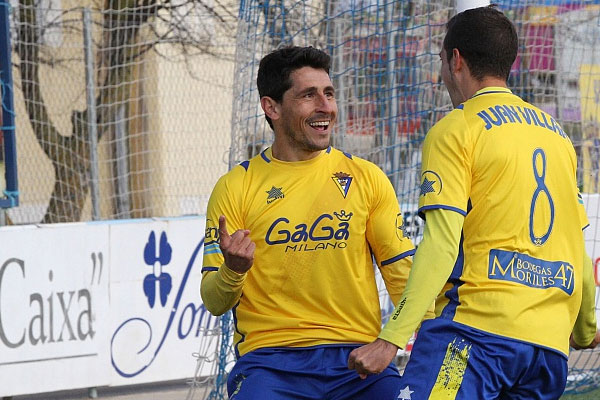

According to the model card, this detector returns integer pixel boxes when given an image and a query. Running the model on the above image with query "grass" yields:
[561,387,600,399]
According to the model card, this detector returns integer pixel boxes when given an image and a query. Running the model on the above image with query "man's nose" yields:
[316,93,335,113]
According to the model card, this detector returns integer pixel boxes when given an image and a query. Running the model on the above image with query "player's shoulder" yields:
[328,147,389,185]
[427,106,468,140]
[329,146,381,170]
[213,152,264,192]
[223,149,271,177]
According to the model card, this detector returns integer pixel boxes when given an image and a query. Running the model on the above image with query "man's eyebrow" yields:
[297,85,335,94]
[295,86,317,96]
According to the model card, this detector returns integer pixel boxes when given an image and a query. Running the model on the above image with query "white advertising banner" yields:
[0,223,110,396]
[108,217,217,385]
[0,216,217,397]
[2,198,600,396]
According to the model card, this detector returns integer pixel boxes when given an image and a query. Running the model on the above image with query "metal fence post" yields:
[83,7,101,221]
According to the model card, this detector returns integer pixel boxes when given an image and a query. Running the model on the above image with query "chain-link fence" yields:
[4,0,600,398]
[4,0,238,224]
[223,0,600,397]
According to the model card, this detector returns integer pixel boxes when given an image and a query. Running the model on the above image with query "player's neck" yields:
[465,76,508,99]
[271,141,323,162]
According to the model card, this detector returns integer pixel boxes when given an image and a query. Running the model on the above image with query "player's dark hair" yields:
[444,5,518,81]
[257,46,331,129]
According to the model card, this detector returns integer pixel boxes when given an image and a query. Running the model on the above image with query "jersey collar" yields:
[260,146,331,166]
[470,86,513,99]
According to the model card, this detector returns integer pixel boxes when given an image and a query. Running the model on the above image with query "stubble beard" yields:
[285,124,331,153]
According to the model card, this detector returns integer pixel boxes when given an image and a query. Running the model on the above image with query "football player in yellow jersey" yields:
[349,6,600,399]
[201,46,430,399]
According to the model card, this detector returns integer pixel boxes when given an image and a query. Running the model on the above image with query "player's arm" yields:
[570,247,600,349]
[348,208,463,377]
[201,263,246,316]
[362,166,430,317]
[379,208,463,347]
[200,170,255,316]
[201,215,255,315]
[378,255,435,321]
[570,186,599,349]
[349,111,470,377]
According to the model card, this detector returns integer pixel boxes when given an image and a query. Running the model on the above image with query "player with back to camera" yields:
[348,6,600,400]
[200,46,433,399]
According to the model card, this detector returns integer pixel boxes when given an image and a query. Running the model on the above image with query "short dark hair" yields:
[444,6,518,81]
[257,46,331,129]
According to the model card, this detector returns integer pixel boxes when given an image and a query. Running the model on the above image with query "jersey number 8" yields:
[529,148,555,246]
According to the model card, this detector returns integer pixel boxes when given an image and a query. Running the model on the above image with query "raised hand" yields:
[219,215,255,274]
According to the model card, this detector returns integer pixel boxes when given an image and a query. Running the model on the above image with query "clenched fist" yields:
[219,215,256,274]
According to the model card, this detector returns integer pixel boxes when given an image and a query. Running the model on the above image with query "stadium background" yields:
[0,0,599,399]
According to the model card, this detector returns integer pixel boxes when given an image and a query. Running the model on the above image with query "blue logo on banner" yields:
[111,236,217,378]
[143,231,173,308]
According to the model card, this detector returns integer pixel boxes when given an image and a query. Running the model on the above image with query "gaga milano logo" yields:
[110,231,217,378]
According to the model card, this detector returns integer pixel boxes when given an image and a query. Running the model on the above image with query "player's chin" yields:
[307,134,331,151]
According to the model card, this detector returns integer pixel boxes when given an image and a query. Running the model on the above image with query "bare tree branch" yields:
[14,0,237,222]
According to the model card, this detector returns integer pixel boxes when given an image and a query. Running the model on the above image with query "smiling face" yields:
[267,66,337,161]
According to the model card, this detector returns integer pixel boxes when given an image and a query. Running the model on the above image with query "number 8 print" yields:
[529,148,555,246]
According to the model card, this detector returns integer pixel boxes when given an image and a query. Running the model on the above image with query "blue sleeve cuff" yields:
[381,249,416,266]
[418,204,467,220]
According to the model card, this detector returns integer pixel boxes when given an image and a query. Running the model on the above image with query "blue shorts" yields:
[227,345,402,400]
[399,319,568,400]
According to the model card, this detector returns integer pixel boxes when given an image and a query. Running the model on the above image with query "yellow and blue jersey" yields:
[419,87,588,356]
[202,147,415,357]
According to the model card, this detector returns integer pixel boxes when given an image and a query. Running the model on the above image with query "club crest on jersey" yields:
[266,186,284,204]
[332,171,353,198]
[420,170,443,196]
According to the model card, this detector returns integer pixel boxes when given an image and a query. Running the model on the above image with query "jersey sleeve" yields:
[365,164,415,268]
[571,248,597,346]
[200,166,248,315]
[202,166,246,272]
[379,209,464,348]
[418,111,472,218]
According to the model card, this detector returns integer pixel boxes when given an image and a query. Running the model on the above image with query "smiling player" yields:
[200,46,433,399]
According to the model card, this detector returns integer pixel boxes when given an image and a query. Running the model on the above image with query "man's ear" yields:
[451,48,463,73]
[261,96,280,122]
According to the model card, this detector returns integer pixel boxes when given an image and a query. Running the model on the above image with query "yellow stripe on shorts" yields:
[429,337,472,399]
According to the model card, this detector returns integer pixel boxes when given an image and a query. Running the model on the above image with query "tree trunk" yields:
[16,0,157,222]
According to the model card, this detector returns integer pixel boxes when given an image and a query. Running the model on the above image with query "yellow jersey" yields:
[418,87,588,356]
[202,147,415,357]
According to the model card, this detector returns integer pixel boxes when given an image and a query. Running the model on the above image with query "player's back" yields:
[428,87,585,356]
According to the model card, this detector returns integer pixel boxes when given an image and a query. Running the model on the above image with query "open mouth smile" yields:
[308,121,330,131]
